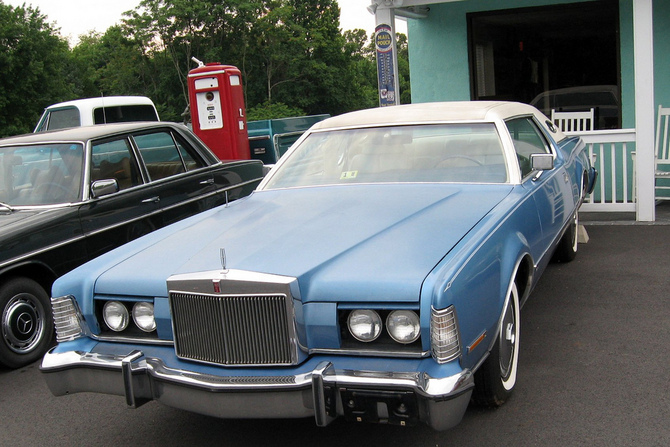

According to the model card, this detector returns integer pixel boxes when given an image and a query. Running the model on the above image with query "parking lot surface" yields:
[1,224,668,446]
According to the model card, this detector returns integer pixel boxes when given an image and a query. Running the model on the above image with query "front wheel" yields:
[473,282,521,407]
[552,212,578,263]
[0,277,53,368]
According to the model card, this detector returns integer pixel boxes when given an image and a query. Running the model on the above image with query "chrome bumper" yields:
[41,349,474,431]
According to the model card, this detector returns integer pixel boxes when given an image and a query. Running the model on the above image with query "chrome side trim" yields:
[91,334,174,346]
[309,347,430,359]
[84,179,261,239]
[0,234,87,270]
[158,177,262,214]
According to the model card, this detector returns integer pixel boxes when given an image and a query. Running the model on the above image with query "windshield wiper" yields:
[0,201,15,212]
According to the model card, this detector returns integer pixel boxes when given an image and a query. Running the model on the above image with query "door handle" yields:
[142,196,160,204]
[200,178,215,185]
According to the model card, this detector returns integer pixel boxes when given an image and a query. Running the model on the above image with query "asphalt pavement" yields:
[1,223,669,446]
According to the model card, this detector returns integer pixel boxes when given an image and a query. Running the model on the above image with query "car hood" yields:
[93,184,513,303]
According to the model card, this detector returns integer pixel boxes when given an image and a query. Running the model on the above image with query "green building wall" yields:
[407,0,669,128]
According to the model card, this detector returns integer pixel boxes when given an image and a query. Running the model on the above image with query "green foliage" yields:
[246,101,305,121]
[0,2,75,136]
[0,0,412,137]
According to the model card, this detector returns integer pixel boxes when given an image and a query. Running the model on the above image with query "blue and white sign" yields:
[375,24,397,106]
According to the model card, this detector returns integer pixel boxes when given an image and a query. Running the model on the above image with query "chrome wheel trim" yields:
[1,293,45,354]
[571,213,579,253]
[499,283,520,391]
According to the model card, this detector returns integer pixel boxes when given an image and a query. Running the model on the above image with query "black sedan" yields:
[0,122,264,368]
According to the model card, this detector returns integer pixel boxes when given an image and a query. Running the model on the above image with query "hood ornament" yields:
[220,248,228,273]
[213,248,228,293]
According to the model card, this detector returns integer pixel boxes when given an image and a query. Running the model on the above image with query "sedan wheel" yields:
[552,212,578,263]
[473,281,520,406]
[0,278,53,368]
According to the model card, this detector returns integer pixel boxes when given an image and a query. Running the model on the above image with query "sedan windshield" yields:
[263,123,508,189]
[0,143,84,206]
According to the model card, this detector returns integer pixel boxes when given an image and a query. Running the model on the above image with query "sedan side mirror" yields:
[530,153,554,171]
[91,179,119,198]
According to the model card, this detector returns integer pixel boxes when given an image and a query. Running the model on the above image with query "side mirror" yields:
[91,179,119,198]
[530,153,554,171]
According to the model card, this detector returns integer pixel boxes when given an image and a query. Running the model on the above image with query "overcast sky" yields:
[4,0,407,45]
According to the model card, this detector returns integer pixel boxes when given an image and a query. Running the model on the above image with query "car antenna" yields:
[100,92,107,124]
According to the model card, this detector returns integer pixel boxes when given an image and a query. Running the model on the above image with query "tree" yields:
[0,2,75,136]
[120,0,386,120]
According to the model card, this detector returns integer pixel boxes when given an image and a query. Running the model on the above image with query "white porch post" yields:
[370,1,400,106]
[633,0,655,221]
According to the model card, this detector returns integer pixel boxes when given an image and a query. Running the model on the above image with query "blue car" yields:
[41,102,596,430]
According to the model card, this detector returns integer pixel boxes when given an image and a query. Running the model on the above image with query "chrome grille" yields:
[170,292,295,366]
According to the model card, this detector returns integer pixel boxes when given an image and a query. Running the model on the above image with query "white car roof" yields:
[311,101,565,140]
[45,96,155,110]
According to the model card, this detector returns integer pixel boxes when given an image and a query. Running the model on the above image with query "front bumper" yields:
[41,348,474,431]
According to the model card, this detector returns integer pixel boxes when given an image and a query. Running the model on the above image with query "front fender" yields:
[421,201,536,372]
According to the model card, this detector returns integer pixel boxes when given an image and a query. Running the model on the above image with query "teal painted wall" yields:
[619,0,634,128]
[407,0,669,128]
[654,0,670,116]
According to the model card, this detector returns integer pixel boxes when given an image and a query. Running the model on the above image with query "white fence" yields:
[571,129,637,212]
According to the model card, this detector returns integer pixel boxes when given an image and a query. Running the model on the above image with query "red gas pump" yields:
[187,60,250,160]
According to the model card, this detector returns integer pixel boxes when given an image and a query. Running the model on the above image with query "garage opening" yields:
[468,0,620,129]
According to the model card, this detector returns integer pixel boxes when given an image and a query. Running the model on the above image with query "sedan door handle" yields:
[142,196,160,204]
[199,178,215,185]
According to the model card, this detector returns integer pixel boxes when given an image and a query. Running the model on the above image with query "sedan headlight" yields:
[347,309,382,342]
[386,310,421,344]
[102,301,129,332]
[132,302,156,332]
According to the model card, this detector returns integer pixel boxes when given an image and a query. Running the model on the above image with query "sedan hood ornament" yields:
[220,248,228,273]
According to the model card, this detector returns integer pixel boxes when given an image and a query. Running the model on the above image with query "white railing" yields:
[568,129,637,212]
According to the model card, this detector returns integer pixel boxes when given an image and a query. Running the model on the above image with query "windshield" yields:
[263,124,508,189]
[0,143,84,206]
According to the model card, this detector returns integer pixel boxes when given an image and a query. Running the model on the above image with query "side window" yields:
[93,105,159,124]
[47,108,81,131]
[91,138,142,191]
[134,132,185,181]
[505,118,551,178]
[175,134,206,171]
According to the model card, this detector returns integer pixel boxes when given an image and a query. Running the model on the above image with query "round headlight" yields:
[386,310,420,344]
[103,301,129,332]
[347,310,382,342]
[132,302,156,332]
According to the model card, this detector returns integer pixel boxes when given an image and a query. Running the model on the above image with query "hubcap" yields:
[2,294,44,354]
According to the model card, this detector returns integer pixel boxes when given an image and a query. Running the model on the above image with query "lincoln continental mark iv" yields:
[41,102,596,430]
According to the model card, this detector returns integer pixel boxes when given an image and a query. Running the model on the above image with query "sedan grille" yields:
[169,292,295,366]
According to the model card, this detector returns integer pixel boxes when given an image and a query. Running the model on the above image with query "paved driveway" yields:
[1,224,668,446]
